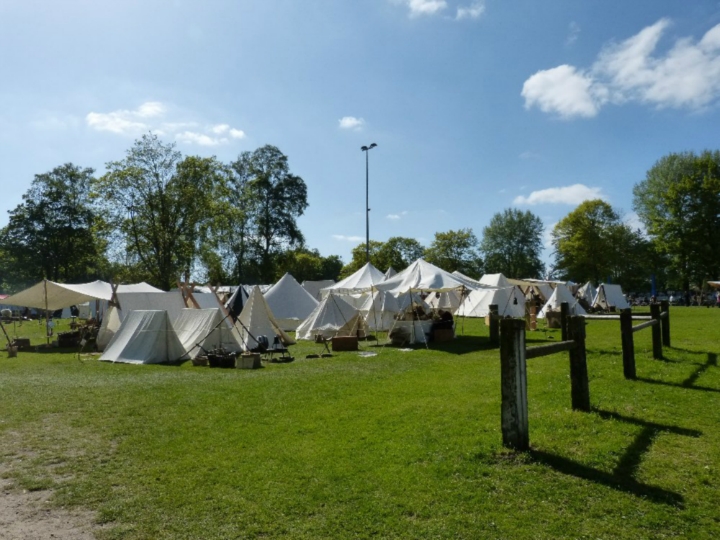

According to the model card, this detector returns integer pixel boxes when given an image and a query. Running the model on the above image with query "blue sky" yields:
[2,1,720,272]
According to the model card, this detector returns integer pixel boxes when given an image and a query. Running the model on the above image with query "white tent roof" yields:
[451,270,485,290]
[456,286,526,318]
[322,262,386,295]
[394,291,431,312]
[2,279,163,311]
[593,284,630,310]
[100,310,188,364]
[538,284,587,318]
[235,286,295,350]
[384,267,397,279]
[295,293,368,341]
[172,308,243,359]
[302,279,335,300]
[479,273,512,288]
[263,273,319,330]
[374,259,468,294]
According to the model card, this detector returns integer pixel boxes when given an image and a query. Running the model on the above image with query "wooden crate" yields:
[332,336,358,352]
[236,353,261,369]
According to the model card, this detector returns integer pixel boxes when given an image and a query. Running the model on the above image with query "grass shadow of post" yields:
[637,352,719,393]
[529,409,700,507]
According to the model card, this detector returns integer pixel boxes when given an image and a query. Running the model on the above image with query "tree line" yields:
[1,136,718,293]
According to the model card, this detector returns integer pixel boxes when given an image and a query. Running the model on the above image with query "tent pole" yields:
[44,279,49,345]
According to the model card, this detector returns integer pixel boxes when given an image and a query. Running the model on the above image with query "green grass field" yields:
[1,309,719,539]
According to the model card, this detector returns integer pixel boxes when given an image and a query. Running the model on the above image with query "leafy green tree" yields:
[551,199,648,287]
[93,134,224,290]
[424,228,482,276]
[480,208,544,279]
[272,248,342,283]
[339,237,424,278]
[0,163,104,289]
[633,151,720,290]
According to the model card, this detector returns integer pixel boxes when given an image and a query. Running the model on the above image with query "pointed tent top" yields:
[264,273,318,320]
[538,284,586,318]
[374,258,469,294]
[295,293,367,340]
[384,267,397,279]
[236,286,295,349]
[321,262,386,295]
[479,273,511,288]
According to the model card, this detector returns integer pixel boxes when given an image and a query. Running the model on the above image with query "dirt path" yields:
[0,466,96,540]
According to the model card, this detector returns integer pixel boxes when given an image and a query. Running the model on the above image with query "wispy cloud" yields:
[513,184,606,205]
[338,116,365,130]
[566,21,580,46]
[86,101,246,145]
[406,0,447,17]
[519,151,541,160]
[387,214,401,220]
[332,234,364,242]
[522,19,720,119]
[456,1,485,20]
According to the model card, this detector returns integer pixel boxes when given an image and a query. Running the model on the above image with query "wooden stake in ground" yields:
[500,318,529,451]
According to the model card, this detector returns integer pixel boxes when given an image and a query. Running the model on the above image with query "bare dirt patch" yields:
[0,465,96,540]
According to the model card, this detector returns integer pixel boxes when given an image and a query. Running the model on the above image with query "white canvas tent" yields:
[234,286,295,351]
[456,287,526,318]
[359,290,401,331]
[302,280,335,301]
[295,293,368,341]
[384,267,397,279]
[172,308,243,359]
[100,310,188,364]
[593,284,630,310]
[538,284,587,318]
[394,291,431,312]
[479,273,512,288]
[576,282,596,305]
[451,270,484,289]
[322,262,386,295]
[263,273,319,331]
[374,259,468,294]
[96,291,187,351]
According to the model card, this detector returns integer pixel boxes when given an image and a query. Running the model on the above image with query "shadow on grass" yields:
[529,409,701,507]
[637,353,719,394]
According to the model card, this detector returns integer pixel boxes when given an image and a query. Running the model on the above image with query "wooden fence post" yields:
[489,304,499,348]
[660,300,670,347]
[620,308,636,380]
[560,301,569,341]
[650,303,663,359]
[500,318,529,451]
[567,316,590,411]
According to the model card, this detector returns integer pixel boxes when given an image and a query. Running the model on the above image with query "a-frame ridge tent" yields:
[456,286,526,318]
[173,308,244,359]
[264,273,319,331]
[592,284,631,310]
[100,310,188,364]
[538,284,587,318]
[295,293,368,341]
[235,286,295,351]
[576,282,596,305]
[96,291,187,351]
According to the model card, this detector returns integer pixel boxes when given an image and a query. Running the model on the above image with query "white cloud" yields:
[566,21,580,46]
[523,19,720,118]
[521,65,603,119]
[338,116,365,130]
[456,1,485,20]
[625,211,647,235]
[332,234,364,242]
[407,0,447,17]
[86,101,246,144]
[513,184,606,206]
[387,214,401,220]
[543,222,557,249]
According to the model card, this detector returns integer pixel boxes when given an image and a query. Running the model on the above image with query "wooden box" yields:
[433,328,455,342]
[236,353,262,369]
[332,336,358,352]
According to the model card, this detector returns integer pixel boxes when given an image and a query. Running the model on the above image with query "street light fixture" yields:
[361,143,377,263]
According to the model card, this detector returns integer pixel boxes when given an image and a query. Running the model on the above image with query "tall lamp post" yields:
[361,143,377,263]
